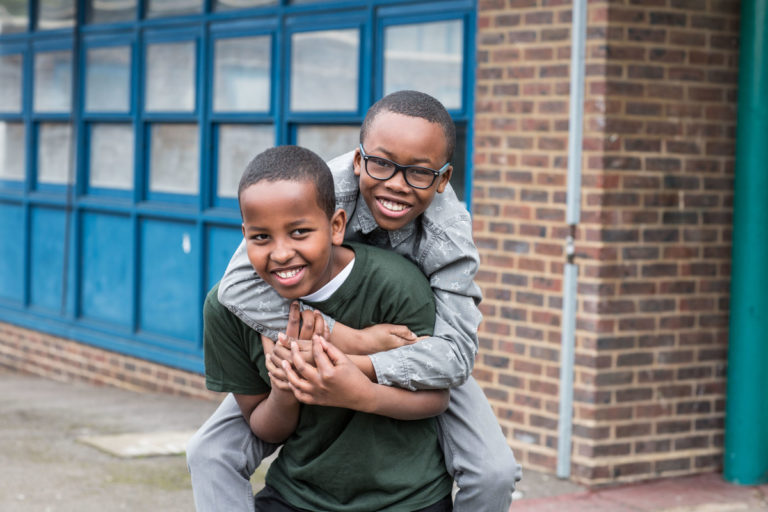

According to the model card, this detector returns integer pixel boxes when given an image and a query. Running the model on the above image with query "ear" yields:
[330,208,347,246]
[241,223,246,239]
[353,148,362,177]
[435,166,453,194]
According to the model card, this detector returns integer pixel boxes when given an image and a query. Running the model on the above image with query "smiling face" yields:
[354,111,453,232]
[240,179,347,300]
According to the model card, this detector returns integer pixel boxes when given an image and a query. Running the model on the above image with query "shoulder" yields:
[348,242,432,302]
[351,242,425,279]
[345,243,435,335]
[422,183,472,231]
[328,150,358,197]
[414,186,478,273]
[204,282,245,331]
[204,282,225,315]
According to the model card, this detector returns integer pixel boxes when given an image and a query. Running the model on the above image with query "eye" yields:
[291,228,313,237]
[408,166,435,178]
[369,156,394,169]
[250,233,269,242]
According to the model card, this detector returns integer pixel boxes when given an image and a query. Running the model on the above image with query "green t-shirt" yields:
[203,242,451,511]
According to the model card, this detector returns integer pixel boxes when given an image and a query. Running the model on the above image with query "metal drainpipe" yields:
[723,0,768,485]
[557,0,587,479]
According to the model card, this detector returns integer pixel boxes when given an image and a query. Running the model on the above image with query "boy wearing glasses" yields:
[188,90,521,512]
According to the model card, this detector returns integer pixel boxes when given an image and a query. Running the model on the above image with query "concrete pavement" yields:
[512,472,768,512]
[1,367,766,512]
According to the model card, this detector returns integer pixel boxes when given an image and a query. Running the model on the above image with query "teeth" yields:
[275,268,301,279]
[380,199,408,212]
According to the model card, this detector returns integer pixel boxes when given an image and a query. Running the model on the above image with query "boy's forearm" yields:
[248,390,300,444]
[348,354,376,382]
[329,322,378,355]
[360,384,449,420]
[370,292,481,390]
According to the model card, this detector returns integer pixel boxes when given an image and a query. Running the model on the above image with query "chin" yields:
[377,216,411,232]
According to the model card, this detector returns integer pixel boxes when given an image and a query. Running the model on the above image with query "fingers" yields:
[282,352,320,404]
[390,325,417,342]
[286,301,301,339]
[298,309,316,340]
[290,341,317,381]
[312,312,326,338]
[263,336,288,383]
[314,335,342,366]
[281,360,312,400]
[268,374,293,392]
[264,350,281,374]
[312,336,334,375]
[272,341,291,362]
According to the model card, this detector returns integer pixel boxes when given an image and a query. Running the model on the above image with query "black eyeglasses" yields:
[359,144,450,190]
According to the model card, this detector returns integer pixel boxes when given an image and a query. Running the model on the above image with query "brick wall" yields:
[473,0,739,485]
[0,322,221,401]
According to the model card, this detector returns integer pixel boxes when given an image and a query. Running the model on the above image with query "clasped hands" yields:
[262,302,421,411]
[263,302,372,411]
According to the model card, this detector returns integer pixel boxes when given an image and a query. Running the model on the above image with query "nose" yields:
[270,239,295,264]
[384,167,410,192]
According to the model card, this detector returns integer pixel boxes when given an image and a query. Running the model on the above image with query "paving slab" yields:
[77,430,198,458]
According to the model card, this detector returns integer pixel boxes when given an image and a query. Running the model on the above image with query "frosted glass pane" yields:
[0,0,28,33]
[0,122,25,181]
[86,0,137,23]
[86,46,131,112]
[217,124,273,198]
[384,20,463,110]
[150,123,199,194]
[296,125,359,163]
[38,123,73,185]
[214,36,271,112]
[90,124,134,190]
[145,41,196,112]
[291,29,358,112]
[37,0,75,29]
[34,50,72,113]
[146,0,201,18]
[0,53,22,112]
[213,0,275,11]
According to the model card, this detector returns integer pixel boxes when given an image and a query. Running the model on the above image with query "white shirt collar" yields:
[300,257,355,302]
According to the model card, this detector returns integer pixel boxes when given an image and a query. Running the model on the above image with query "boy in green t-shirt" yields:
[204,145,453,511]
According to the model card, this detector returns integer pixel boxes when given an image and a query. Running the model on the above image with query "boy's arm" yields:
[329,321,418,356]
[233,387,300,444]
[284,336,449,420]
[373,218,483,391]
[205,284,299,443]
[231,335,301,444]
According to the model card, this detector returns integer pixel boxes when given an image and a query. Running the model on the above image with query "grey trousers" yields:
[187,376,521,512]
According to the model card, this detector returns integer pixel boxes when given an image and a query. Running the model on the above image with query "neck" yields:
[300,245,355,301]
[330,245,355,280]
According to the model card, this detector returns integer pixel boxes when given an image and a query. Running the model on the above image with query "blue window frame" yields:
[0,0,476,373]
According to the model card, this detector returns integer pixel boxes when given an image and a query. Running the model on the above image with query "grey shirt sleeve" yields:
[368,216,482,391]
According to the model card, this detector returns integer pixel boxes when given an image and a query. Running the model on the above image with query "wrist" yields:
[272,386,298,405]
[357,380,379,414]
[360,328,379,355]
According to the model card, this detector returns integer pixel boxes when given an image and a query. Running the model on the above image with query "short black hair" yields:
[360,90,456,162]
[238,145,336,219]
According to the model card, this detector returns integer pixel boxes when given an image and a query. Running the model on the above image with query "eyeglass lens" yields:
[365,157,436,188]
